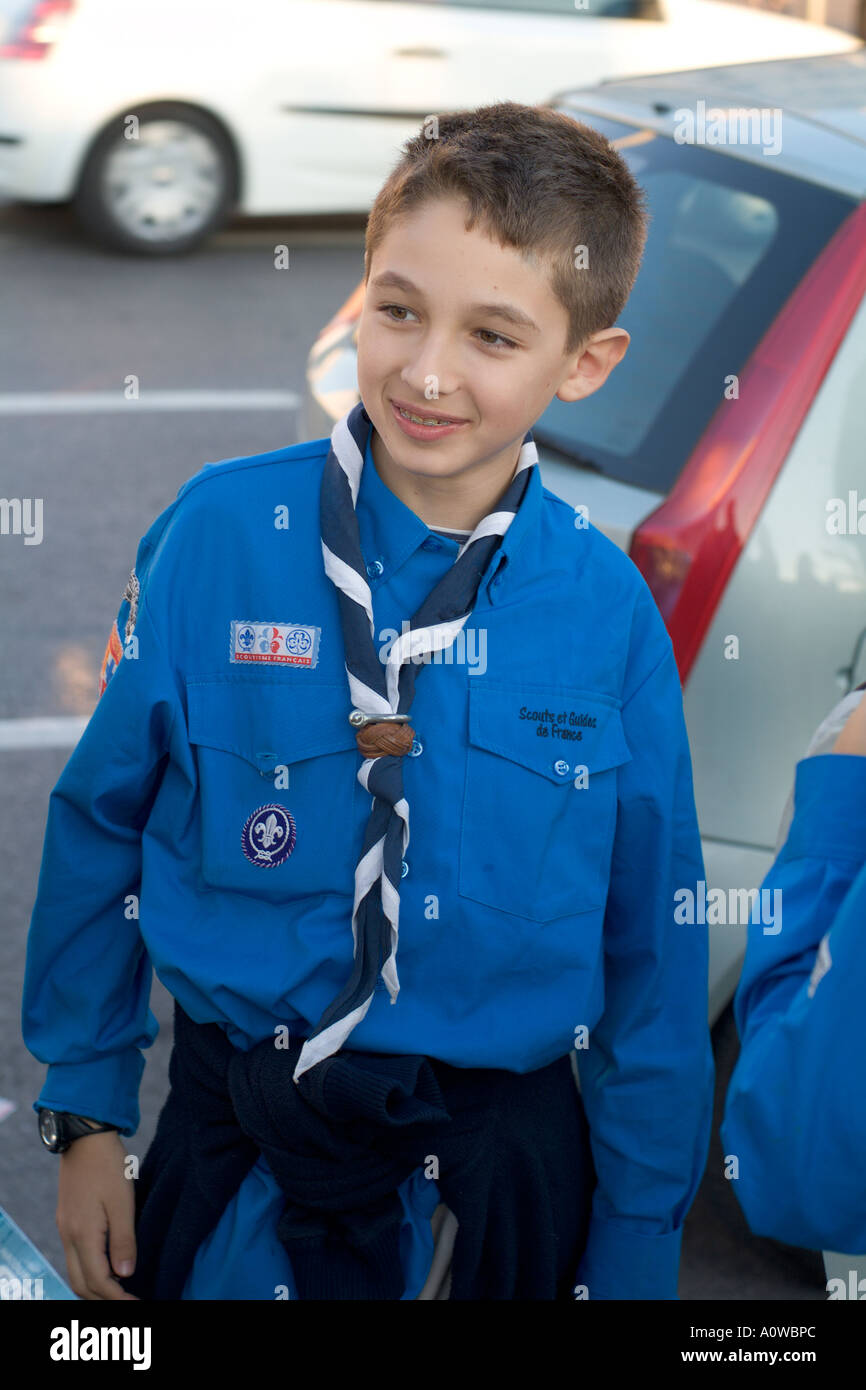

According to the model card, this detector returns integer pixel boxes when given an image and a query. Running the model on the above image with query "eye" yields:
[475,328,518,352]
[377,305,518,352]
[379,304,417,324]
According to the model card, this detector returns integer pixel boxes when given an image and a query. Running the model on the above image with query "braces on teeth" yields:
[398,407,461,426]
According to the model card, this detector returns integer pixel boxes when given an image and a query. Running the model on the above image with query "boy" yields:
[22,100,714,1300]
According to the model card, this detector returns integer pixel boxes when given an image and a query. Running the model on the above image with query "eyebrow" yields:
[370,270,540,334]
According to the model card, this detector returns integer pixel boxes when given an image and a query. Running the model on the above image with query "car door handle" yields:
[392,47,447,59]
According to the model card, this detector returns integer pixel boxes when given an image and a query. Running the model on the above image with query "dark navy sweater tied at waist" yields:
[119,999,595,1301]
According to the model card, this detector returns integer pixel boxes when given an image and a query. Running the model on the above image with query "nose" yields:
[400,330,461,405]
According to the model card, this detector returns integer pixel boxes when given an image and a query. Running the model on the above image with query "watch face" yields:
[40,1110,59,1148]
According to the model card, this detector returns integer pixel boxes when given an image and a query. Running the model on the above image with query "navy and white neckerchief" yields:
[293,401,538,1083]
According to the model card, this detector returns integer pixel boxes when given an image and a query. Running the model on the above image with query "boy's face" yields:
[356,194,629,497]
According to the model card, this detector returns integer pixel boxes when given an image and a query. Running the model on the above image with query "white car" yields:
[0,0,860,254]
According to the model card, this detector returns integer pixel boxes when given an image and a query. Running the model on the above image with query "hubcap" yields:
[101,121,223,242]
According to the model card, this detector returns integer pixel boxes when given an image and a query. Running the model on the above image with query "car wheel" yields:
[72,103,237,256]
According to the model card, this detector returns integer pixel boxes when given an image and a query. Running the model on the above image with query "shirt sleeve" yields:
[21,524,184,1136]
[772,686,866,855]
[575,591,714,1300]
[720,747,866,1253]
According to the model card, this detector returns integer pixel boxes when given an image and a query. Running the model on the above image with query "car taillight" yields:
[629,200,866,687]
[0,0,75,60]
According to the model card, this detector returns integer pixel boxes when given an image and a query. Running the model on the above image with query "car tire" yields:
[72,103,238,256]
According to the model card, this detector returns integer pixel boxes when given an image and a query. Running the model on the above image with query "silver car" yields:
[303,49,866,1028]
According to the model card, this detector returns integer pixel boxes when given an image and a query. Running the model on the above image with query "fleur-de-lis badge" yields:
[255,813,283,850]
[241,804,296,867]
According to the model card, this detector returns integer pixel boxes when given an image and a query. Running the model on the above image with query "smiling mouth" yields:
[391,400,469,426]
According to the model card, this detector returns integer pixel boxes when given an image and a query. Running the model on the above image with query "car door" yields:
[251,0,854,214]
[244,0,654,212]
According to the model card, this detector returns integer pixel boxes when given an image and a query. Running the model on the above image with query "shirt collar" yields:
[354,411,542,604]
[356,424,433,581]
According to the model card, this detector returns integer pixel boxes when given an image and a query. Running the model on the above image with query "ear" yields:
[556,328,631,404]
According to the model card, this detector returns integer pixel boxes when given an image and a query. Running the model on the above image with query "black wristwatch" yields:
[38,1109,119,1153]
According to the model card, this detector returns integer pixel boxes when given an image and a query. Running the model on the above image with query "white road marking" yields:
[0,716,88,750]
[0,390,301,414]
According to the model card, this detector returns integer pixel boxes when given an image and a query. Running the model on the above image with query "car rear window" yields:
[535,112,858,494]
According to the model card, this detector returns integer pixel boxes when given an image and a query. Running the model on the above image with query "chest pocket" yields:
[458,682,633,923]
[186,679,361,902]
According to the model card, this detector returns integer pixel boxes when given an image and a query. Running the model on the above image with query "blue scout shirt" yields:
[722,751,866,1254]
[22,426,714,1300]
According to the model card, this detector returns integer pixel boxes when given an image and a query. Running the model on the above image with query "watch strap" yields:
[40,1110,119,1151]
[70,1114,119,1137]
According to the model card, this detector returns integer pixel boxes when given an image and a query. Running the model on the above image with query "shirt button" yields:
[366,558,384,578]
[424,535,442,551]
[408,737,423,756]
[553,759,570,777]
[401,859,409,878]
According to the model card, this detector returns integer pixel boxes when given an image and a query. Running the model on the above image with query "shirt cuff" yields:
[33,1053,145,1136]
[784,754,866,864]
[574,1216,683,1299]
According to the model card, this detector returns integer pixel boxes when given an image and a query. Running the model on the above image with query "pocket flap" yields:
[186,679,359,773]
[467,682,632,784]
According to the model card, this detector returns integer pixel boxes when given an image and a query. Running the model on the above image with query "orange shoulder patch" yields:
[97,619,124,698]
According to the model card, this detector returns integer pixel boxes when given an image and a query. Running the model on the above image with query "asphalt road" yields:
[0,200,829,1301]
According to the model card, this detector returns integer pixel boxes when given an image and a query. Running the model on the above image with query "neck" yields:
[370,428,522,532]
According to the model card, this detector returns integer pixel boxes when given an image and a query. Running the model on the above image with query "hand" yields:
[831,691,866,756]
[56,1129,140,1300]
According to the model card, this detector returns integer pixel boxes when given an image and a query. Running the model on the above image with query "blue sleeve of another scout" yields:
[575,589,714,1301]
[721,752,866,1253]
[21,506,184,1136]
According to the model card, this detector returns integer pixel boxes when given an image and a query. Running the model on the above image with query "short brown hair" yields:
[364,101,650,357]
